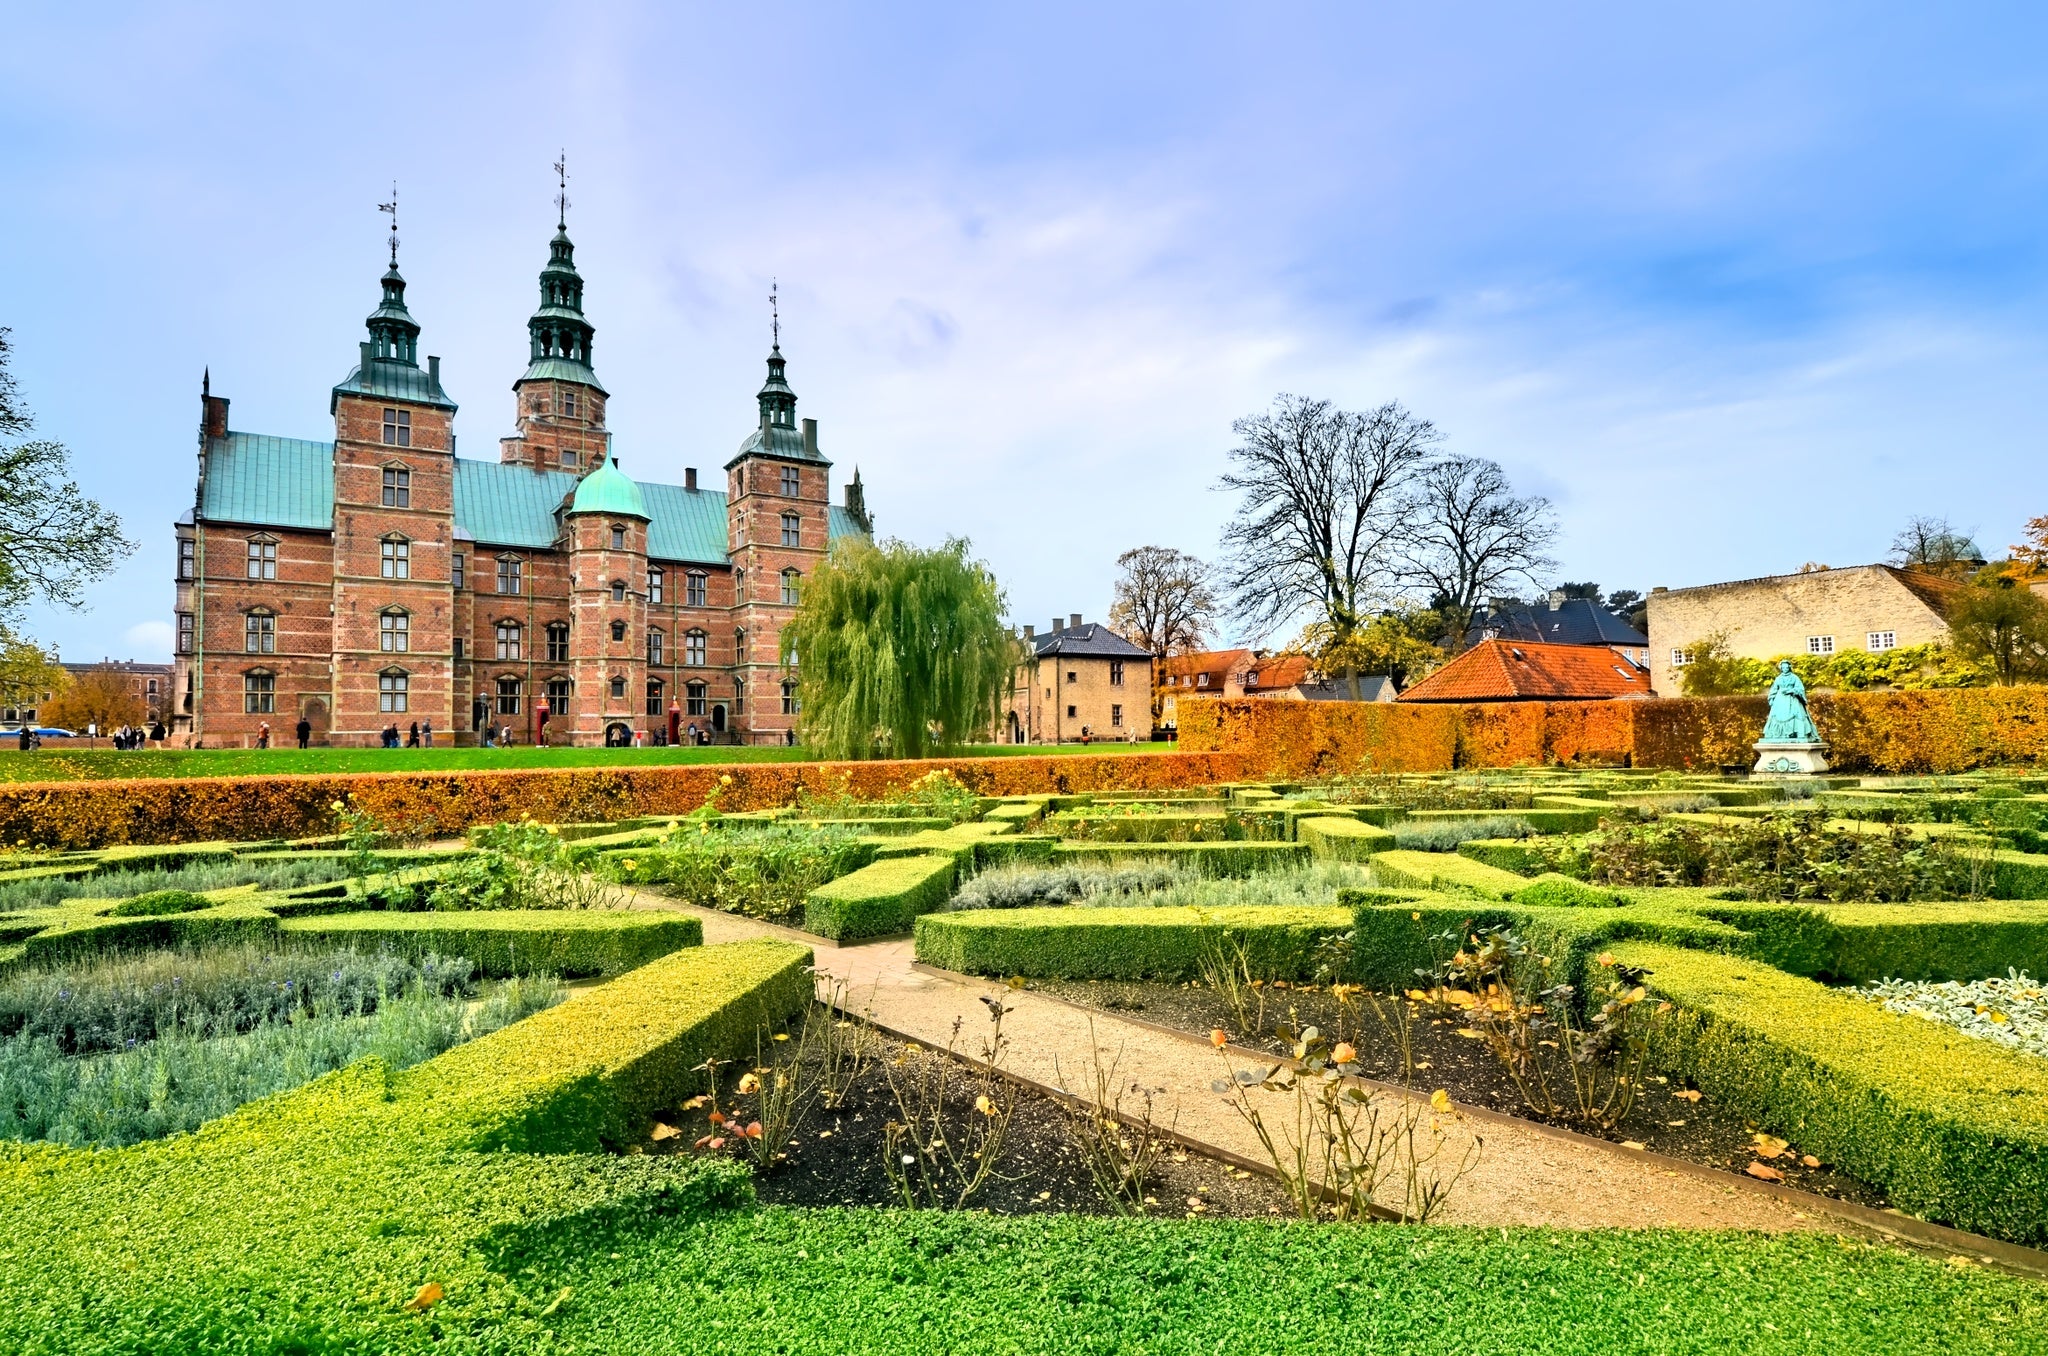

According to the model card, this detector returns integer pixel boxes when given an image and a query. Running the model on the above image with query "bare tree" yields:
[1217,396,1439,698]
[1107,546,1216,728]
[1400,456,1557,648]
[1890,515,1981,579]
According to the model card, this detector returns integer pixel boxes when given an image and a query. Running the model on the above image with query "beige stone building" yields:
[1645,564,1964,695]
[1000,615,1152,744]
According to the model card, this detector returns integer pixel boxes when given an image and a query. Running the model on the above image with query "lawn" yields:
[0,742,1177,783]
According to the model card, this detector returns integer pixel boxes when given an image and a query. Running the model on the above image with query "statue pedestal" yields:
[1753,741,1830,776]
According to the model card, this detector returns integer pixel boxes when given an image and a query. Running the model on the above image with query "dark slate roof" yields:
[1299,674,1392,702]
[330,357,457,412]
[1033,624,1153,659]
[726,421,829,470]
[1466,598,1647,648]
[205,431,868,568]
[199,433,334,529]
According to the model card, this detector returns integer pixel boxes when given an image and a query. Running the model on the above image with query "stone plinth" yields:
[1753,741,1830,776]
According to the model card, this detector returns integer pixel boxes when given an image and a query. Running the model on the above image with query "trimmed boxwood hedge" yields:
[1367,849,1529,898]
[1614,939,2048,1244]
[1049,841,1311,877]
[1456,837,1548,874]
[803,853,958,941]
[913,904,1355,980]
[279,909,702,978]
[1296,816,1396,860]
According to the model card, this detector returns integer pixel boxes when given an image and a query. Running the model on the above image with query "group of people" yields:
[81,722,164,749]
[377,721,433,749]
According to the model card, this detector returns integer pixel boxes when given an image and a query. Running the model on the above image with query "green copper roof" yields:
[569,457,648,518]
[332,356,457,412]
[199,433,334,529]
[516,355,608,393]
[205,436,869,566]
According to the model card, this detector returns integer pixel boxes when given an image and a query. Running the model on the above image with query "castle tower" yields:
[327,215,459,745]
[726,330,830,743]
[500,195,609,472]
[562,456,649,746]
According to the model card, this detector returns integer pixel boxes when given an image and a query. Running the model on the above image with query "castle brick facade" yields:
[170,215,872,747]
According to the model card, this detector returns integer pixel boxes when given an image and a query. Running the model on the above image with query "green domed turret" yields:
[569,456,647,518]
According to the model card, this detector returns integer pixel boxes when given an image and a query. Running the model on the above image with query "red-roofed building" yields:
[1158,648,1394,733]
[1394,640,1652,704]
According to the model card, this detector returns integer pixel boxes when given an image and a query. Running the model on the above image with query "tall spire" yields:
[366,184,419,366]
[518,156,605,394]
[757,283,795,431]
[378,182,399,267]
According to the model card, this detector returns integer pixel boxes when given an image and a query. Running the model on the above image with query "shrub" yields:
[913,905,1355,980]
[279,910,699,978]
[803,854,958,941]
[946,861,1191,910]
[0,856,357,912]
[618,822,875,924]
[1296,816,1396,861]
[1049,841,1311,877]
[1366,851,1528,899]
[1392,816,1540,852]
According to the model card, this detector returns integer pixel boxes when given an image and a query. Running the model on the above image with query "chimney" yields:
[360,340,374,375]
[801,417,818,459]
[685,467,698,491]
[199,384,230,441]
[1023,624,1035,640]
[428,355,441,387]
[1052,618,1063,637]
[1547,588,1566,608]
[1070,613,1082,632]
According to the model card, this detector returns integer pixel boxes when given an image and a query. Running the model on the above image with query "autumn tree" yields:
[1107,545,1216,725]
[40,664,142,733]
[0,626,64,722]
[1217,396,1439,699]
[2010,515,2048,577]
[1399,455,1557,648]
[1299,607,1446,693]
[1889,515,1981,579]
[781,536,1024,759]
[1946,574,2048,687]
[0,329,135,622]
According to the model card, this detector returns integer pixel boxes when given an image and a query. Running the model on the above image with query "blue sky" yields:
[7,2,2047,661]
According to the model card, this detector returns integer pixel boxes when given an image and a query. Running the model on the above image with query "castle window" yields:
[496,677,522,716]
[381,536,410,579]
[687,681,707,716]
[781,681,800,715]
[177,612,193,654]
[546,677,571,715]
[610,619,627,642]
[178,538,194,580]
[496,556,522,595]
[379,669,409,713]
[781,513,801,547]
[546,622,570,663]
[610,675,627,699]
[611,579,627,602]
[685,629,707,666]
[382,409,411,447]
[645,679,665,717]
[246,537,276,580]
[380,610,409,653]
[381,465,410,506]
[245,610,275,654]
[781,569,801,605]
[611,525,625,551]
[453,637,464,659]
[452,552,465,590]
[243,671,275,714]
[563,391,578,418]
[735,628,747,661]
[559,448,576,469]
[686,571,706,607]
[496,621,522,660]
[733,677,746,714]
[781,466,800,497]
[734,567,746,598]
[647,628,664,665]
[648,568,665,604]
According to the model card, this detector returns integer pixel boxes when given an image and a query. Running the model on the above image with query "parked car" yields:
[29,727,75,738]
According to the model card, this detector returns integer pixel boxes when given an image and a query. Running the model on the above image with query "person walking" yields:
[420,719,433,749]
[296,717,311,749]
[407,721,420,748]
[256,721,271,749]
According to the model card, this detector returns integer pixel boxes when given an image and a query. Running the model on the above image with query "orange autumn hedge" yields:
[1180,688,2048,777]
[0,750,1253,850]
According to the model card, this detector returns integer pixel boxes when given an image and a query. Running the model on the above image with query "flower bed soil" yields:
[632,1025,1292,1220]
[1029,976,1895,1214]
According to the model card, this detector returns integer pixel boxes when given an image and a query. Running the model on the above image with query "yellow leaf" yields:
[1620,1140,1646,1151]
[974,1094,995,1116]
[649,1122,679,1142]
[1673,1089,1702,1103]
[1745,1162,1784,1182]
[1454,1028,1484,1040]
[1751,1133,1789,1159]
[1429,1089,1452,1114]
[405,1282,444,1312]
[736,1073,760,1095]
[1210,1028,1228,1048]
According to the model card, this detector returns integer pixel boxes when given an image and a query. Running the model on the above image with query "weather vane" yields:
[377,182,399,266]
[769,278,780,350]
[553,150,570,228]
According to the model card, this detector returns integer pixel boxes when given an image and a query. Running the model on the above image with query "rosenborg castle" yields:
[170,213,872,747]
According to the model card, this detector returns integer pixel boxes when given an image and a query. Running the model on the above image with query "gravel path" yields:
[631,892,1828,1232]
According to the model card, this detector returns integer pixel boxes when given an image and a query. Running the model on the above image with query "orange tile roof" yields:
[1161,649,1251,690]
[1242,654,1314,690]
[1396,640,1651,703]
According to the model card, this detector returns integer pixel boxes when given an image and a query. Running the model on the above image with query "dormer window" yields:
[382,409,411,447]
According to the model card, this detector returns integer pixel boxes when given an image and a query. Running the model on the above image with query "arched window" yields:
[645,678,665,717]
[734,628,747,662]
[734,567,746,598]
[781,513,801,547]
[781,680,799,715]
[545,677,572,715]
[610,579,627,602]
[380,535,410,579]
[496,676,522,715]
[243,670,275,714]
[245,609,275,654]
[381,463,411,505]
[609,619,627,642]
[609,674,627,699]
[378,669,409,713]
[781,569,801,606]
[610,524,625,551]
[685,571,706,607]
[546,622,570,662]
[379,609,410,653]
[647,628,664,665]
[648,568,665,604]
[687,680,707,716]
[245,536,277,580]
[733,677,746,714]
[685,629,707,666]
[496,621,522,660]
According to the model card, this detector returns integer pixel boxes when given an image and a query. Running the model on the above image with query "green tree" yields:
[1300,607,1446,693]
[0,328,135,620]
[781,536,1025,759]
[1946,573,2048,687]
[1676,632,1774,697]
[0,625,64,721]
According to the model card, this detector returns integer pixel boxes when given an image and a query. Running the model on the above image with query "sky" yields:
[6,2,2048,662]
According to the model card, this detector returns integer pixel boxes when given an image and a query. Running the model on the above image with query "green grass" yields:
[0,743,1179,783]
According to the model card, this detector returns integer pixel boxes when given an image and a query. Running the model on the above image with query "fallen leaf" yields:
[1210,1028,1228,1048]
[1666,1120,1687,1127]
[1673,1089,1703,1103]
[1801,1155,1821,1168]
[649,1123,679,1142]
[1620,1140,1646,1151]
[1746,1162,1785,1182]
[1751,1133,1789,1159]
[681,1095,710,1110]
[405,1282,444,1312]
[1454,1028,1485,1040]
[736,1073,760,1095]
[1430,1089,1453,1114]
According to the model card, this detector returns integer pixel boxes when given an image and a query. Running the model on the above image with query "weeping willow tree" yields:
[780,536,1025,759]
